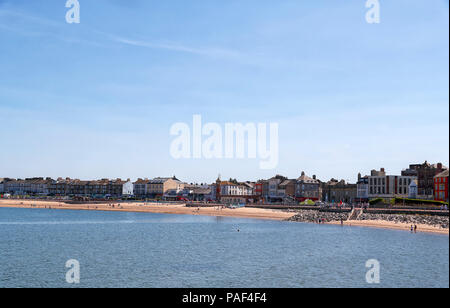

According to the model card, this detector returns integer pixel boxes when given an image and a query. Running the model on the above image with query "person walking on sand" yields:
[411,225,414,233]
[414,225,417,233]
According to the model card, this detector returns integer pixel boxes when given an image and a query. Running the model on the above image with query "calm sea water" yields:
[0,207,448,288]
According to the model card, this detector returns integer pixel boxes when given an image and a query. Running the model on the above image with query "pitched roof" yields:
[297,173,319,184]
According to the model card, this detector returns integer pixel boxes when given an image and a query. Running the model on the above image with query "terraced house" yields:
[213,179,255,204]
[1,178,54,195]
[147,177,185,198]
[295,172,320,202]
[434,170,449,203]
[133,178,149,197]
[49,178,133,198]
[322,179,357,204]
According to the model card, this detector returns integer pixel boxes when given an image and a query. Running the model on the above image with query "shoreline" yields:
[0,200,448,235]
[327,220,449,236]
[0,200,293,221]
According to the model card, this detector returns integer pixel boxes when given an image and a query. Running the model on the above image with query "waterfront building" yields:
[409,180,418,199]
[402,161,447,199]
[322,179,357,204]
[133,178,149,197]
[267,175,287,202]
[295,172,320,202]
[212,178,255,204]
[147,177,185,198]
[434,170,449,202]
[356,173,369,203]
[279,179,296,198]
[122,179,134,196]
[368,168,417,200]
[165,184,212,201]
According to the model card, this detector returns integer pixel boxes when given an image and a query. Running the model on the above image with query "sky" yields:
[0,0,448,184]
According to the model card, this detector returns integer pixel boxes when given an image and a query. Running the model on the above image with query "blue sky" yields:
[0,0,448,183]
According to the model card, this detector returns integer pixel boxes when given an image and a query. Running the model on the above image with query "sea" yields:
[0,207,448,288]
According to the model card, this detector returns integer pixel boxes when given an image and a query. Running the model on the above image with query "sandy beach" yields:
[0,199,448,235]
[0,199,293,221]
[328,220,449,235]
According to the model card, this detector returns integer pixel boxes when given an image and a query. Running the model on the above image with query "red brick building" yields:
[434,170,449,203]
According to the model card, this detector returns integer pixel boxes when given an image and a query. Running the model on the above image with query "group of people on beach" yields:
[411,225,418,233]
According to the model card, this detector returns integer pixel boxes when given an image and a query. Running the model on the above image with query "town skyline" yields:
[1,160,448,183]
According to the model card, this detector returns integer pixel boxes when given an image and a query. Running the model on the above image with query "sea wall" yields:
[357,213,449,229]
[286,209,449,229]
[286,210,348,223]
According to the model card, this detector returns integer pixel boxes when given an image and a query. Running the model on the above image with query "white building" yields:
[122,180,134,196]
[213,180,254,204]
[409,180,418,199]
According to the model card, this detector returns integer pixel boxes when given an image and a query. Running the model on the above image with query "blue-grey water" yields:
[0,207,448,288]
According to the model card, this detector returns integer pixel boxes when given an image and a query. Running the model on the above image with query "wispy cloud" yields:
[103,32,242,59]
[0,8,243,60]
[0,8,61,27]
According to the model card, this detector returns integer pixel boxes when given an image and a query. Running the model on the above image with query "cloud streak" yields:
[102,32,242,59]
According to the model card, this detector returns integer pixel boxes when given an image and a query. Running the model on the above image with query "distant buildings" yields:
[368,168,417,200]
[356,174,369,202]
[402,161,447,198]
[212,178,255,204]
[133,177,184,198]
[0,159,448,204]
[132,178,149,197]
[322,179,357,204]
[434,170,449,202]
[147,177,184,198]
[2,178,53,195]
[2,177,132,198]
[267,175,287,202]
[295,172,320,202]
[409,180,418,199]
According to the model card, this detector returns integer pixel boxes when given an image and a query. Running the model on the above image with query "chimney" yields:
[313,175,316,180]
